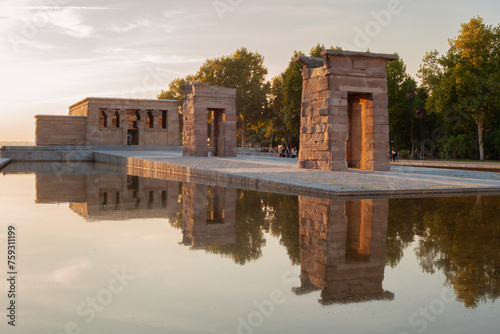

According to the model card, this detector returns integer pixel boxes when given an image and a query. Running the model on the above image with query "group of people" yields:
[390,148,399,162]
[275,146,297,158]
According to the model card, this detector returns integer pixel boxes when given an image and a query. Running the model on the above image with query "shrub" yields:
[399,150,410,159]
[440,134,477,160]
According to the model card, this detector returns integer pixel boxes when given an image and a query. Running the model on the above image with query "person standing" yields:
[391,148,398,162]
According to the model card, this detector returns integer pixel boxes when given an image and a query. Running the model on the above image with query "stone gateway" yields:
[295,50,398,171]
[181,82,237,157]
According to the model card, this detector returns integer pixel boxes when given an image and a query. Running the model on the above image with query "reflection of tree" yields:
[265,194,300,265]
[207,190,269,265]
[168,188,183,230]
[387,196,500,308]
[415,196,500,308]
[386,199,425,267]
[202,189,300,266]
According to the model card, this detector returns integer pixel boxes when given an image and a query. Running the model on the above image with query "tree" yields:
[387,56,412,150]
[196,47,269,147]
[157,75,195,107]
[266,44,342,149]
[418,17,500,160]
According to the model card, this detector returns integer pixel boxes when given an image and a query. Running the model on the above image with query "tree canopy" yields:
[158,17,500,159]
[158,47,269,147]
[418,16,500,159]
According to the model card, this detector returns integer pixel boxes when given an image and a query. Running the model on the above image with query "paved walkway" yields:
[94,150,500,198]
[393,160,500,171]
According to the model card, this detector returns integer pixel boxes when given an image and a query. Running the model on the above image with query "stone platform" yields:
[92,150,500,198]
[0,146,182,161]
[0,158,11,171]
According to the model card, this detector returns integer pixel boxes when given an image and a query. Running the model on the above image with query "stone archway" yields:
[181,82,237,157]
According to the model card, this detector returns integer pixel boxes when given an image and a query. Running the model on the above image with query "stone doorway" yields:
[127,129,139,146]
[347,93,373,169]
[209,108,225,157]
[126,110,141,146]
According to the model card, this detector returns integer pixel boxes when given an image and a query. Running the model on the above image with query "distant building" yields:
[35,97,179,146]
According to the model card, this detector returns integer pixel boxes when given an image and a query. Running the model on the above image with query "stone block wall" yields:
[35,115,87,146]
[182,83,237,157]
[68,97,180,146]
[296,50,397,171]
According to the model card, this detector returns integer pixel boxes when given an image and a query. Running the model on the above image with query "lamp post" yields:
[406,90,416,159]
[416,109,426,158]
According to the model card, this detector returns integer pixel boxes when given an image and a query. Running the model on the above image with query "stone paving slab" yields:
[93,150,500,198]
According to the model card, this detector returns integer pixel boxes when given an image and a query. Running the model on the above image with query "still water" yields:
[0,162,499,334]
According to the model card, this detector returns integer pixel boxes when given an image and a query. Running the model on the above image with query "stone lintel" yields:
[294,55,325,68]
[321,49,399,61]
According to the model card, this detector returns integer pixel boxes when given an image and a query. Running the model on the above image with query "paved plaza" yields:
[93,150,500,198]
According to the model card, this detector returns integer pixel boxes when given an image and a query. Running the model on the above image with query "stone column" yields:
[150,110,161,129]
[101,108,112,128]
[137,110,146,146]
[117,109,127,145]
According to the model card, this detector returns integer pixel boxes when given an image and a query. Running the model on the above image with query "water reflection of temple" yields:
[28,163,393,305]
[32,165,236,249]
[181,183,236,249]
[34,171,180,221]
[295,197,394,304]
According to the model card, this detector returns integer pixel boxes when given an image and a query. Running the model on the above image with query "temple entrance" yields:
[347,93,373,169]
[127,129,139,146]
[208,108,225,157]
[126,110,141,145]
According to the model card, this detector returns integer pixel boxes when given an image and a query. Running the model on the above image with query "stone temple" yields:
[35,97,180,146]
[295,50,398,171]
[16,49,396,172]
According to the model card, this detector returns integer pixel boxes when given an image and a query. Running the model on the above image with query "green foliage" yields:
[196,47,269,147]
[418,16,500,160]
[387,56,412,150]
[484,130,500,160]
[266,44,342,148]
[158,48,269,147]
[440,134,478,159]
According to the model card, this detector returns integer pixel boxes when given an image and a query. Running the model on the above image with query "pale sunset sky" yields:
[1,0,499,141]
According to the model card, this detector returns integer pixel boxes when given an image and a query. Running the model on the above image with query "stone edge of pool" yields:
[0,158,11,171]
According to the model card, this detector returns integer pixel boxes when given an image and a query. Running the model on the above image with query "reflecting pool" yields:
[0,162,499,334]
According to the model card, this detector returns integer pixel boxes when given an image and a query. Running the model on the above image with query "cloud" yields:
[109,17,150,33]
[14,6,113,11]
[140,55,206,64]
[50,8,94,38]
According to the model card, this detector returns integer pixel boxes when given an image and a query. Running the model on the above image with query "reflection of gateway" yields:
[294,197,394,305]
[182,183,236,249]
[31,164,237,249]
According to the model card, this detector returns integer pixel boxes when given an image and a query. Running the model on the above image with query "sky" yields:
[0,0,499,141]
